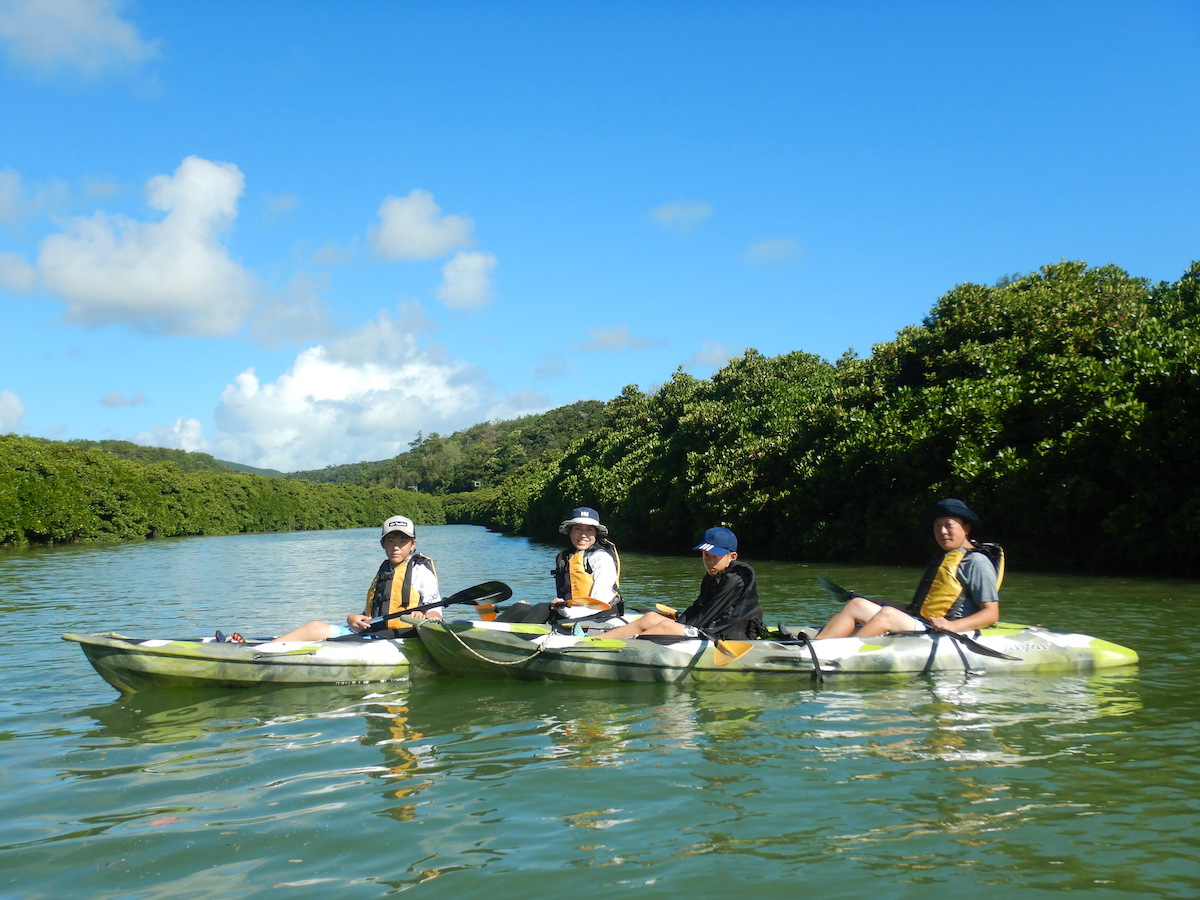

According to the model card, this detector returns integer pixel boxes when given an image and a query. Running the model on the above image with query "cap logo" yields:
[697,542,716,552]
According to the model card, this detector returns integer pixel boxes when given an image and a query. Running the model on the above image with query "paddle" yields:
[651,603,754,665]
[816,576,1017,661]
[335,580,513,637]
[566,597,612,610]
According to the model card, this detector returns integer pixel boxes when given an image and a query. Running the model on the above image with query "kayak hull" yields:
[63,632,429,694]
[414,619,1139,683]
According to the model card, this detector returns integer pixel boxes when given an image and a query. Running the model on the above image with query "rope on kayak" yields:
[774,625,826,684]
[439,623,553,666]
[795,632,825,684]
[917,630,979,676]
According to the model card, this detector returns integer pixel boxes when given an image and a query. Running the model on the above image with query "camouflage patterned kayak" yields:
[63,631,428,694]
[412,618,1138,683]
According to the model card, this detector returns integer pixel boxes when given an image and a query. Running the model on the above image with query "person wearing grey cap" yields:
[814,499,1001,640]
[602,526,763,641]
[271,515,442,642]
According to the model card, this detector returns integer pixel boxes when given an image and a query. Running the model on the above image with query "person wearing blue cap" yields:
[602,526,763,641]
[815,499,1001,640]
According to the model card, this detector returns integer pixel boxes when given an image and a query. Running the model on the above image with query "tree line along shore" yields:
[4,260,1197,578]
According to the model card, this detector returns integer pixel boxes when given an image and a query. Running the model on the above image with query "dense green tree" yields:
[475,260,1200,576]
[0,435,442,546]
[6,260,1197,576]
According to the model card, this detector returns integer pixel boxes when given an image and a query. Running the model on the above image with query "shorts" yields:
[681,625,701,638]
[329,624,353,637]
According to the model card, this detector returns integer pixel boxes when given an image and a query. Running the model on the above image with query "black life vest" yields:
[367,552,438,620]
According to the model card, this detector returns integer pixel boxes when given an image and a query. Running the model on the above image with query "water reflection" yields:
[4,526,1199,899]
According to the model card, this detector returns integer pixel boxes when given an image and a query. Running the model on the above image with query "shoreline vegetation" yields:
[4,260,1198,577]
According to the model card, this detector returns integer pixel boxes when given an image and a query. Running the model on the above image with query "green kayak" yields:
[63,631,430,694]
[412,618,1139,683]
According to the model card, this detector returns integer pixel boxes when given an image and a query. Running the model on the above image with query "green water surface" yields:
[1,525,1196,899]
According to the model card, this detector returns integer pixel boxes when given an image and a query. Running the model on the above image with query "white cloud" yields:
[0,168,68,225]
[648,200,712,233]
[166,302,548,471]
[0,170,21,224]
[534,353,571,381]
[743,237,802,265]
[0,251,36,292]
[310,241,351,266]
[436,249,497,310]
[573,323,666,353]
[37,155,258,336]
[100,391,147,407]
[248,272,335,349]
[264,193,299,215]
[134,416,205,454]
[0,389,26,431]
[688,338,741,371]
[368,189,474,260]
[0,0,161,77]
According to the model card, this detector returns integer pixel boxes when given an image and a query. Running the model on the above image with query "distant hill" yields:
[286,400,606,493]
[66,440,283,477]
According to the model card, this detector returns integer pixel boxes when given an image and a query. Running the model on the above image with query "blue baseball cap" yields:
[694,526,737,556]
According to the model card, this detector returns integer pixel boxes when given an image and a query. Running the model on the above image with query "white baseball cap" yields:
[381,515,416,538]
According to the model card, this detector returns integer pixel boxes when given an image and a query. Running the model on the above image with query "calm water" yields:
[2,525,1197,899]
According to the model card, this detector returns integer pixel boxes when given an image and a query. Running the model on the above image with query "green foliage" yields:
[511,351,843,556]
[65,439,282,476]
[7,259,1198,577]
[470,260,1200,576]
[0,435,442,546]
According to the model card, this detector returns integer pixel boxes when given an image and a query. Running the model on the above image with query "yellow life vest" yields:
[910,543,1004,619]
[554,543,621,604]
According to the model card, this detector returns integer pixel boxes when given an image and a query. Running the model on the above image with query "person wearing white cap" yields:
[272,515,442,642]
[815,499,1001,639]
[602,526,763,641]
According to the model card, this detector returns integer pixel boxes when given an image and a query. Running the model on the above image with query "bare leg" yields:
[275,621,338,642]
[604,611,688,640]
[815,597,885,639]
[855,606,923,638]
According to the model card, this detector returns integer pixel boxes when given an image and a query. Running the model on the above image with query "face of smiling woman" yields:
[568,524,598,551]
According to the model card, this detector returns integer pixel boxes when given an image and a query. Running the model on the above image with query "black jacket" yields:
[678,560,763,639]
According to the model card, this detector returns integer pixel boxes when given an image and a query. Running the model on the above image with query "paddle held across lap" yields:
[362,580,514,630]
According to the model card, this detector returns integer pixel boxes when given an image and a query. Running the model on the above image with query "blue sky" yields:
[2,1,1197,472]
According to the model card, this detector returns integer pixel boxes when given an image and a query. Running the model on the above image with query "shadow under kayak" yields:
[412,618,1139,683]
[63,631,431,694]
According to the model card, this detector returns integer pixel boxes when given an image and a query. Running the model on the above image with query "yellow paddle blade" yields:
[567,597,611,610]
[713,640,755,666]
[655,603,679,618]
[474,604,498,621]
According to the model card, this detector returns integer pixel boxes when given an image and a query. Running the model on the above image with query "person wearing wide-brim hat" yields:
[553,506,620,609]
[602,526,763,641]
[815,499,1001,640]
[495,506,623,623]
